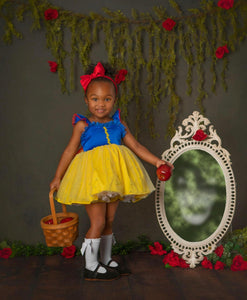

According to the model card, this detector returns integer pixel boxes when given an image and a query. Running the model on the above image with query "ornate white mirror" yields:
[155,111,236,268]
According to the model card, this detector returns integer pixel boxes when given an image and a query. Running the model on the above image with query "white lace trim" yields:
[93,191,136,203]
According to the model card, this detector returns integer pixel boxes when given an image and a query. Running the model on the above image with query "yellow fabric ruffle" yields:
[56,144,155,205]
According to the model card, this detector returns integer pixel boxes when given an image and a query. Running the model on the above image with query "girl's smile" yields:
[85,81,116,123]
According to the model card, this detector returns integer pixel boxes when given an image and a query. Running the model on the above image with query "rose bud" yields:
[156,164,172,181]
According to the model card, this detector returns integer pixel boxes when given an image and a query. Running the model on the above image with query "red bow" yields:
[80,62,127,93]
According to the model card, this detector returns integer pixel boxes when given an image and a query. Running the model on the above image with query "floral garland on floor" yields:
[1,0,247,137]
[1,228,247,271]
[0,235,151,259]
[149,227,247,271]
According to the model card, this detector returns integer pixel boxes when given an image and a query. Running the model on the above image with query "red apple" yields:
[60,217,73,223]
[45,219,54,224]
[156,164,172,181]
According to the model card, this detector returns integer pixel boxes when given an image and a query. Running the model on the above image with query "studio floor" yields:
[1,251,247,300]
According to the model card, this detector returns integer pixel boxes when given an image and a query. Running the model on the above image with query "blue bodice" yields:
[72,109,126,152]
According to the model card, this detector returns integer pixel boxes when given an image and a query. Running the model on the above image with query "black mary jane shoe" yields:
[84,263,120,281]
[105,259,131,276]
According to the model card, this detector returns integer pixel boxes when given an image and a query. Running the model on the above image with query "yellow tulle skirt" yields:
[56,144,155,205]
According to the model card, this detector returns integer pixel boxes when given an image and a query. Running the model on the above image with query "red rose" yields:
[0,248,12,259]
[214,261,225,270]
[231,255,247,271]
[115,69,128,84]
[149,242,167,256]
[217,0,234,10]
[48,61,58,72]
[44,9,59,20]
[162,18,176,31]
[163,250,180,267]
[179,258,190,268]
[214,245,224,258]
[61,245,76,258]
[192,129,207,141]
[215,45,229,59]
[201,257,213,269]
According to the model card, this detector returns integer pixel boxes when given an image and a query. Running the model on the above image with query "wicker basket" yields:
[40,188,79,247]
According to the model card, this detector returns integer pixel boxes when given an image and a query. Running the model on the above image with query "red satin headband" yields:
[80,62,127,94]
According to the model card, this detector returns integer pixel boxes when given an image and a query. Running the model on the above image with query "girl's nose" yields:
[98,99,105,106]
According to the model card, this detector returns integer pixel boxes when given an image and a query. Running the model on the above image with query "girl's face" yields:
[85,80,116,123]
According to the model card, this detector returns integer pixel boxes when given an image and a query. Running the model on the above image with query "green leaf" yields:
[0,241,10,249]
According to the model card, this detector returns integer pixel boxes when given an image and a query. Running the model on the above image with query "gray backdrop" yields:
[0,0,246,246]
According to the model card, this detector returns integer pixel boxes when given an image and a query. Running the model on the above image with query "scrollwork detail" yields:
[165,111,230,163]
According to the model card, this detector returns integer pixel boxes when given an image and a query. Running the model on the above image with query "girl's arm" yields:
[50,121,86,190]
[122,121,173,169]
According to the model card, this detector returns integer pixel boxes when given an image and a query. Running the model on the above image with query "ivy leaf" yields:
[169,0,183,15]
[152,6,167,19]
[226,258,232,267]
[0,241,10,249]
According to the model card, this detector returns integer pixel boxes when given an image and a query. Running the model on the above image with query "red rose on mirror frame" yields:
[61,245,76,258]
[162,18,176,31]
[217,0,234,10]
[215,45,229,59]
[44,9,59,20]
[192,129,208,141]
[0,248,12,259]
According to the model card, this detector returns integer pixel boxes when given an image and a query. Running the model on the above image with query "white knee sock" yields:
[81,238,106,273]
[100,234,118,267]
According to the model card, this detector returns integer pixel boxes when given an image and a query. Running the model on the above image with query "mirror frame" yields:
[155,111,236,268]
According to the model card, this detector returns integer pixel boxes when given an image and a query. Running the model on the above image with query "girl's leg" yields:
[82,203,107,273]
[102,200,119,235]
[100,201,119,266]
[85,202,106,238]
[81,202,120,280]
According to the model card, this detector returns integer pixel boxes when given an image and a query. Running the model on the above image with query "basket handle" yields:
[49,188,67,225]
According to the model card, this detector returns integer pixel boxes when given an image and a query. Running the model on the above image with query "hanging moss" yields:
[1,0,247,137]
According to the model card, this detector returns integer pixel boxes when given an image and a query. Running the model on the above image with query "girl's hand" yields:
[50,177,61,191]
[156,159,174,170]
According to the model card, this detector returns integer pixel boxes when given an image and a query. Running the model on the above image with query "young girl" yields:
[50,62,173,281]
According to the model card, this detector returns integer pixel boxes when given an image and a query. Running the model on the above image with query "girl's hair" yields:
[85,62,117,95]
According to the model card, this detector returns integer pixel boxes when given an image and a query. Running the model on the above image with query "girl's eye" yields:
[105,98,112,102]
[92,98,98,101]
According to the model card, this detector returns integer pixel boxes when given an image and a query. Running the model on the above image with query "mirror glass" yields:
[164,150,226,242]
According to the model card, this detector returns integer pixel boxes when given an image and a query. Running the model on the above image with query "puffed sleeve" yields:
[72,114,90,127]
[112,109,126,138]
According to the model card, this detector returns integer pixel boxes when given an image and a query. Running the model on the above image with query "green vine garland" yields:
[1,228,246,264]
[1,0,247,136]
